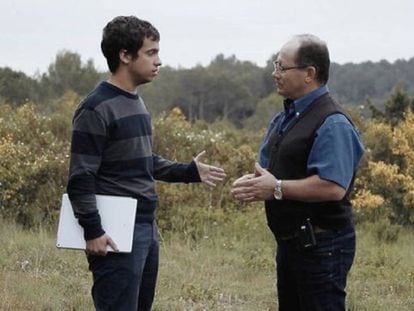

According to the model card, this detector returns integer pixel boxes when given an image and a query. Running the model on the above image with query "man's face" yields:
[128,37,161,86]
[272,41,308,100]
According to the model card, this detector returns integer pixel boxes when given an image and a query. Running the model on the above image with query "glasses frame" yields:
[273,60,310,73]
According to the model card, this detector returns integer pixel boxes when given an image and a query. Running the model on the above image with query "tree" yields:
[0,67,40,106]
[384,85,412,126]
[139,65,182,116]
[243,93,283,131]
[262,55,278,97]
[41,50,102,98]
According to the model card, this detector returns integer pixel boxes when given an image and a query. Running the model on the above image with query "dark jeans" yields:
[87,222,159,311]
[276,225,355,311]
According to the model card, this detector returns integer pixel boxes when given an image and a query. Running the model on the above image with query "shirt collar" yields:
[283,98,294,113]
[287,85,329,115]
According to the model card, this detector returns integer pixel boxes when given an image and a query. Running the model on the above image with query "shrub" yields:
[0,103,261,229]
[152,108,260,228]
[0,97,75,227]
[2,95,414,229]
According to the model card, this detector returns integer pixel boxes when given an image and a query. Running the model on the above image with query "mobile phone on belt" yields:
[298,218,317,249]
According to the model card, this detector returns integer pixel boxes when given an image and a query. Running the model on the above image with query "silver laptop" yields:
[56,194,137,253]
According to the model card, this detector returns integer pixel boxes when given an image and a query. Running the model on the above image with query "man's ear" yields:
[305,66,317,83]
[119,49,132,65]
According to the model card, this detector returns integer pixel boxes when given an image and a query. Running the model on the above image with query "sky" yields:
[1,0,413,76]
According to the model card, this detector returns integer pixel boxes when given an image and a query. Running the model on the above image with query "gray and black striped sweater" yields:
[67,81,200,240]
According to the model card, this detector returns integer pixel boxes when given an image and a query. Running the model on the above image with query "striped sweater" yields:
[67,81,200,240]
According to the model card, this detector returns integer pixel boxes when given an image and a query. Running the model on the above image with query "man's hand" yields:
[194,150,226,187]
[231,163,277,202]
[231,173,256,201]
[86,234,119,256]
[233,173,255,184]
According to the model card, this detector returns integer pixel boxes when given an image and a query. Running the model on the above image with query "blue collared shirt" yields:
[258,85,364,190]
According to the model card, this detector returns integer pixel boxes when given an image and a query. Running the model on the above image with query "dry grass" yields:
[0,210,413,310]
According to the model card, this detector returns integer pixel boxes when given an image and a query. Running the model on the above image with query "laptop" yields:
[56,194,137,253]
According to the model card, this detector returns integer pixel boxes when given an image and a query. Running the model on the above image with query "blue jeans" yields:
[86,222,159,311]
[276,225,355,311]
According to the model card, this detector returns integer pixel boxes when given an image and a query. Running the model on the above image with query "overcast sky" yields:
[1,0,413,76]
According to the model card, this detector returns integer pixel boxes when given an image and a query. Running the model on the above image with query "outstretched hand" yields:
[194,150,226,187]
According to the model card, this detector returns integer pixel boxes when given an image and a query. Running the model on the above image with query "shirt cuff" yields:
[77,212,106,240]
[186,160,202,183]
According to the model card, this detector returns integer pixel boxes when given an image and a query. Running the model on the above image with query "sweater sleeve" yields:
[67,108,107,240]
[152,154,201,183]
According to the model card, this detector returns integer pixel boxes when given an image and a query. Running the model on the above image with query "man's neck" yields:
[107,73,138,94]
[291,83,322,101]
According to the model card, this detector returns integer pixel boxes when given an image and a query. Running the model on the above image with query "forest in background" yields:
[1,50,414,127]
[1,79,414,229]
[1,50,414,229]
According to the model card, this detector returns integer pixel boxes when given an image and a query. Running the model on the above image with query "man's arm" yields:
[67,108,118,255]
[232,114,364,202]
[231,163,344,202]
[153,151,226,186]
[152,154,200,183]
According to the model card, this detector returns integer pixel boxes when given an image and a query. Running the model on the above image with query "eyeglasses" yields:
[273,61,309,73]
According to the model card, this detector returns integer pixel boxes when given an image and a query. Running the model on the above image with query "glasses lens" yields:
[273,61,281,71]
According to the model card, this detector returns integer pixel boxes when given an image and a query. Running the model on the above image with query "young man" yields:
[67,16,226,310]
[231,34,364,310]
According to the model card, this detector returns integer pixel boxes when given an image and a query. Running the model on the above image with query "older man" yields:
[232,34,364,310]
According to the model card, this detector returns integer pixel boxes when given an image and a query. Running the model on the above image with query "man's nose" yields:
[272,69,280,79]
[155,56,162,67]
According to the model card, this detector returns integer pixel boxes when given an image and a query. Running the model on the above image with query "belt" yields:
[276,225,329,241]
[277,232,299,241]
[314,225,328,233]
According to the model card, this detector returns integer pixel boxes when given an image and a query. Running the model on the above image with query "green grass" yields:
[154,210,276,310]
[0,221,91,310]
[347,222,414,310]
[0,210,413,310]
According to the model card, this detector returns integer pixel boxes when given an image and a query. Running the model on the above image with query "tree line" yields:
[2,49,414,228]
[1,50,414,126]
[2,87,414,228]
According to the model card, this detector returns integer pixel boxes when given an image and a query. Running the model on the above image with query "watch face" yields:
[274,180,283,200]
[274,189,282,200]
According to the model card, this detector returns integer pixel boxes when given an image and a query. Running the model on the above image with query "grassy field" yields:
[0,208,413,310]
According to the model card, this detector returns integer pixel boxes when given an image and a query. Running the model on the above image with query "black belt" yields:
[277,225,328,241]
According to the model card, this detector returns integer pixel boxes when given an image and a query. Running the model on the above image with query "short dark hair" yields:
[101,16,160,73]
[294,34,330,84]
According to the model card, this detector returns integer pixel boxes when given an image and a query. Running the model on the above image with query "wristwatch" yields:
[274,179,283,200]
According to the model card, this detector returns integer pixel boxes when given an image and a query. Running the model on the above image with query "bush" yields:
[152,108,260,229]
[0,102,261,229]
[2,93,414,230]
[0,96,76,227]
